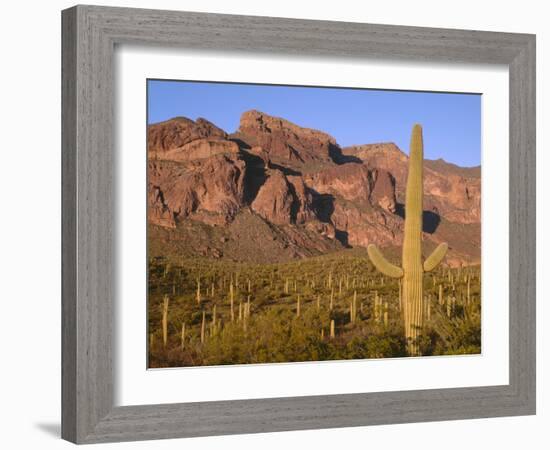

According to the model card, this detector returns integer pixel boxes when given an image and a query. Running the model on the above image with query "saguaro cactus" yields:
[180,322,186,350]
[367,124,448,355]
[229,282,235,322]
[162,294,169,348]
[200,310,206,344]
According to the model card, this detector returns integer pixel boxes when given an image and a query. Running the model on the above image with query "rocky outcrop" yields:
[147,111,481,264]
[148,117,239,162]
[306,164,371,204]
[343,143,408,182]
[345,143,480,224]
[251,170,294,225]
[148,153,247,226]
[305,220,336,240]
[305,164,397,213]
[330,201,402,248]
[425,158,481,178]
[155,138,240,163]
[148,117,227,156]
[147,116,249,226]
[148,185,176,229]
[423,171,481,224]
[370,169,397,213]
[233,110,336,169]
[286,176,316,224]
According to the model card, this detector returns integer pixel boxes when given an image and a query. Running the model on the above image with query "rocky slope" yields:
[147,110,481,266]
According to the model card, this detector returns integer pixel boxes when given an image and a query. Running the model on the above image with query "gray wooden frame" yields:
[62,4,536,444]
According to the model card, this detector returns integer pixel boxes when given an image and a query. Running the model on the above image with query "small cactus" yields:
[181,322,186,350]
[162,295,169,347]
[196,279,201,304]
[374,291,380,322]
[398,280,403,312]
[230,282,235,322]
[352,290,357,323]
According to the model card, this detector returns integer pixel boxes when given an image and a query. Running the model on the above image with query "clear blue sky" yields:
[147,79,481,167]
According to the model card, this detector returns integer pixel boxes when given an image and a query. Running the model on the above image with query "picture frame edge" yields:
[61,4,536,444]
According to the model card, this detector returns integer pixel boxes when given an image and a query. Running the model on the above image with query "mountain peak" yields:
[239,110,337,144]
[424,158,481,178]
[148,112,481,265]
[233,110,338,170]
[343,142,407,164]
[147,116,227,155]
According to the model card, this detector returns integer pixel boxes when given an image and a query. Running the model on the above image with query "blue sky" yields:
[147,80,481,167]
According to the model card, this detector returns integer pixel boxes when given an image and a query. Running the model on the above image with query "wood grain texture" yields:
[61,4,536,444]
[61,6,77,443]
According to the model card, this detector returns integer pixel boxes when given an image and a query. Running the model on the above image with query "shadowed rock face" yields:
[306,164,372,204]
[147,111,481,265]
[370,169,397,213]
[249,170,317,225]
[251,170,294,225]
[148,185,176,229]
[344,143,481,224]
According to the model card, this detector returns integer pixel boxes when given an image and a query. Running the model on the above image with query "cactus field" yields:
[146,85,483,368]
[148,249,481,368]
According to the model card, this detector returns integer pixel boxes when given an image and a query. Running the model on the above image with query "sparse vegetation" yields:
[146,113,482,367]
[148,249,481,368]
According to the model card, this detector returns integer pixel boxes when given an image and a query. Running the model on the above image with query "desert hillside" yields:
[147,110,481,266]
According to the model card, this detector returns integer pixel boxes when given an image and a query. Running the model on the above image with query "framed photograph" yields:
[62,5,536,444]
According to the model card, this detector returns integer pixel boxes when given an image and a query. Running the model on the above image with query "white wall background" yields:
[0,0,545,448]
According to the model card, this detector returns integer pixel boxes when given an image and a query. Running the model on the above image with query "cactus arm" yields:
[423,243,448,272]
[367,244,404,278]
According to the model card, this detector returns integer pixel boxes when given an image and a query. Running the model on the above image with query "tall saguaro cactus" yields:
[367,124,448,355]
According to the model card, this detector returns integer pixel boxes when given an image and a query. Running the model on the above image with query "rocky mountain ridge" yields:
[147,110,481,266]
